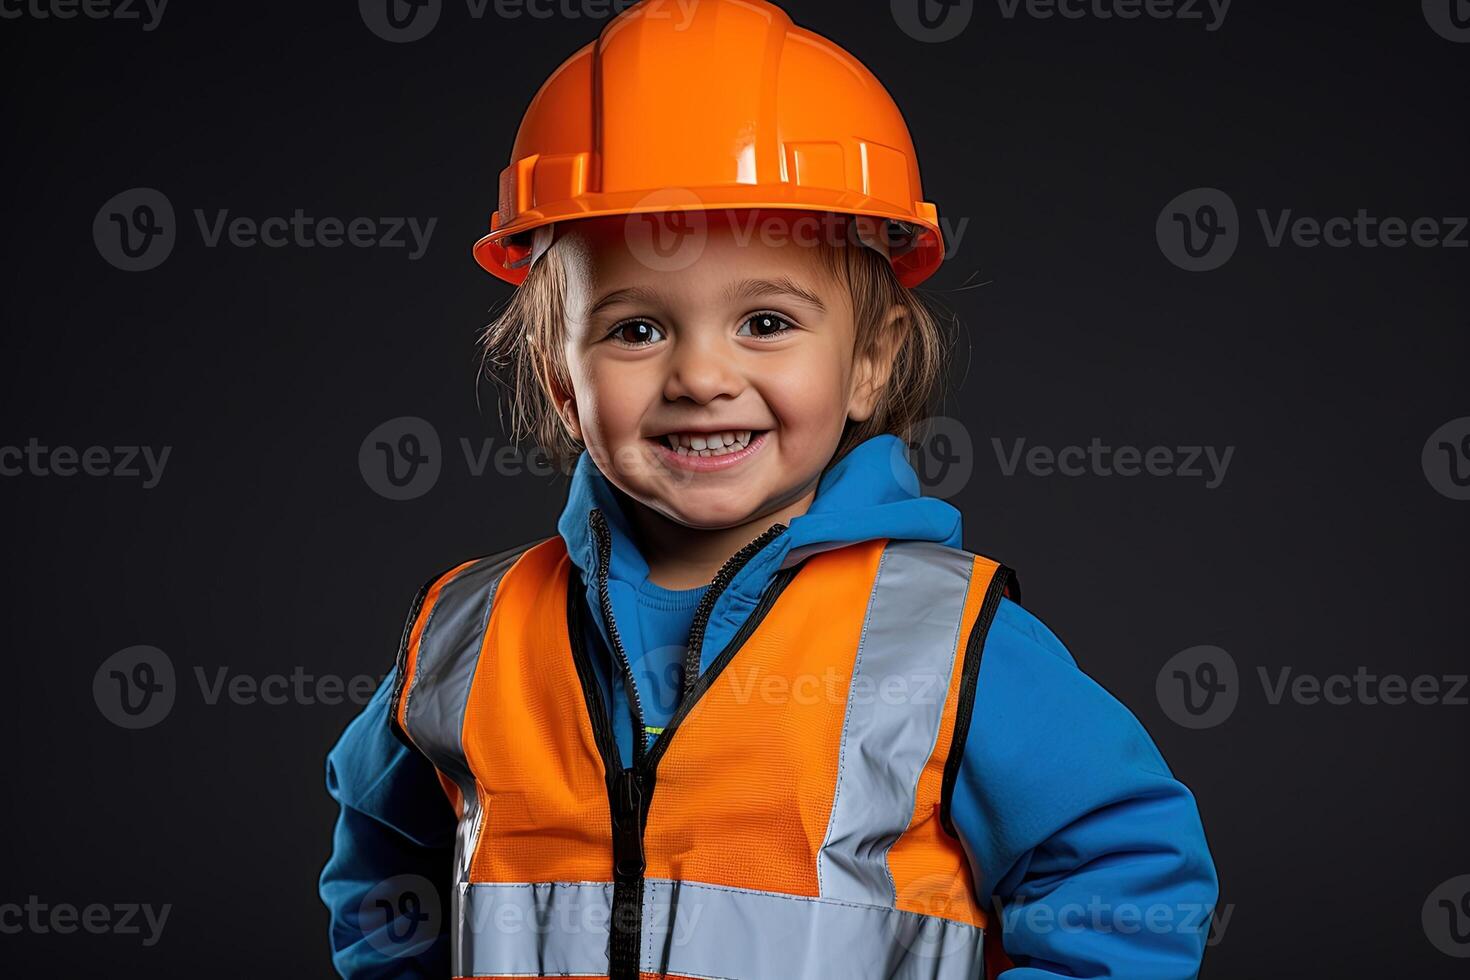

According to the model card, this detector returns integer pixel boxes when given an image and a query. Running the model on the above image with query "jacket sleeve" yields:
[950,598,1219,980]
[319,666,458,978]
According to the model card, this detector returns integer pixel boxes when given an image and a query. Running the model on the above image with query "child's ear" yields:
[847,303,906,423]
[534,341,584,443]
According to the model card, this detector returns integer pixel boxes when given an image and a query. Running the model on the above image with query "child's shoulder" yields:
[964,584,1171,776]
[885,539,1076,670]
[416,536,557,588]
[990,595,1076,669]
[399,537,558,631]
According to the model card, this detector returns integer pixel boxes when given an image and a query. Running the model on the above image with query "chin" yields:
[655,495,762,531]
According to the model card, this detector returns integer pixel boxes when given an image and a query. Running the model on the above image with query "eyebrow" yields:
[585,284,663,320]
[585,276,828,320]
[723,276,828,314]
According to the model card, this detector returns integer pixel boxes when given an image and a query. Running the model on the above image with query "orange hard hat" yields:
[472,0,946,288]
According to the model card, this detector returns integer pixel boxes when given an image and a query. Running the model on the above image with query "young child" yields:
[320,2,1218,977]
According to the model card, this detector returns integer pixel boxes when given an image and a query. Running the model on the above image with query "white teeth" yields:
[662,429,758,457]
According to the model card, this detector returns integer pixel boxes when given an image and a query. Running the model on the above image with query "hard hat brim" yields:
[473,186,944,289]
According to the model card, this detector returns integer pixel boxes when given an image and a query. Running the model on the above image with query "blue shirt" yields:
[630,578,707,748]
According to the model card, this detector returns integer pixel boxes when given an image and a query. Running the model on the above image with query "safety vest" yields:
[391,508,1014,979]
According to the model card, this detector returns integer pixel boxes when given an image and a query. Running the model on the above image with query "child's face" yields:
[549,212,897,530]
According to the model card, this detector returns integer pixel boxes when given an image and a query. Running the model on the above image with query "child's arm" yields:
[319,668,457,978]
[952,598,1220,979]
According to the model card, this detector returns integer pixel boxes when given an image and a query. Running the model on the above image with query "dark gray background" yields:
[1,0,1466,975]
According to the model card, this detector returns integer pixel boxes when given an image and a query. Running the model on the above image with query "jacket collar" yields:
[556,433,964,675]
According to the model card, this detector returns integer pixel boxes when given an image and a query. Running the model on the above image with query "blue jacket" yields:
[321,434,1219,978]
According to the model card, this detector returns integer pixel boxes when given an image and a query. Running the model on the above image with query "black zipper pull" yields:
[612,768,645,879]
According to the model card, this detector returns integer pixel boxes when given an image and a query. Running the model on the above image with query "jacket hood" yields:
[557,434,964,681]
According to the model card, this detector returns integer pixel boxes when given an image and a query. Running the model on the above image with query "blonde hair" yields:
[477,217,956,478]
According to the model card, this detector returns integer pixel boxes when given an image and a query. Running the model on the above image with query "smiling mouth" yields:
[654,429,768,458]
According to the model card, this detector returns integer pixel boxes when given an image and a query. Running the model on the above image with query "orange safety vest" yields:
[392,517,1014,979]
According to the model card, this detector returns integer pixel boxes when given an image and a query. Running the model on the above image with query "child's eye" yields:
[606,319,665,347]
[737,312,795,341]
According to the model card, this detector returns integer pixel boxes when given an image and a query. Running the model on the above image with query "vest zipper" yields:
[679,521,791,704]
[589,509,651,768]
[582,507,792,979]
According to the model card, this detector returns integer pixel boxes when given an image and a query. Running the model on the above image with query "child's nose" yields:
[662,333,745,405]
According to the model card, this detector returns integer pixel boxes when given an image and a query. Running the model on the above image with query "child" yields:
[320,2,1218,978]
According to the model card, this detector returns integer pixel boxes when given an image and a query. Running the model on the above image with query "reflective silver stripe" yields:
[449,803,486,980]
[457,878,983,979]
[458,881,614,976]
[403,542,542,784]
[817,541,976,908]
[402,541,543,979]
